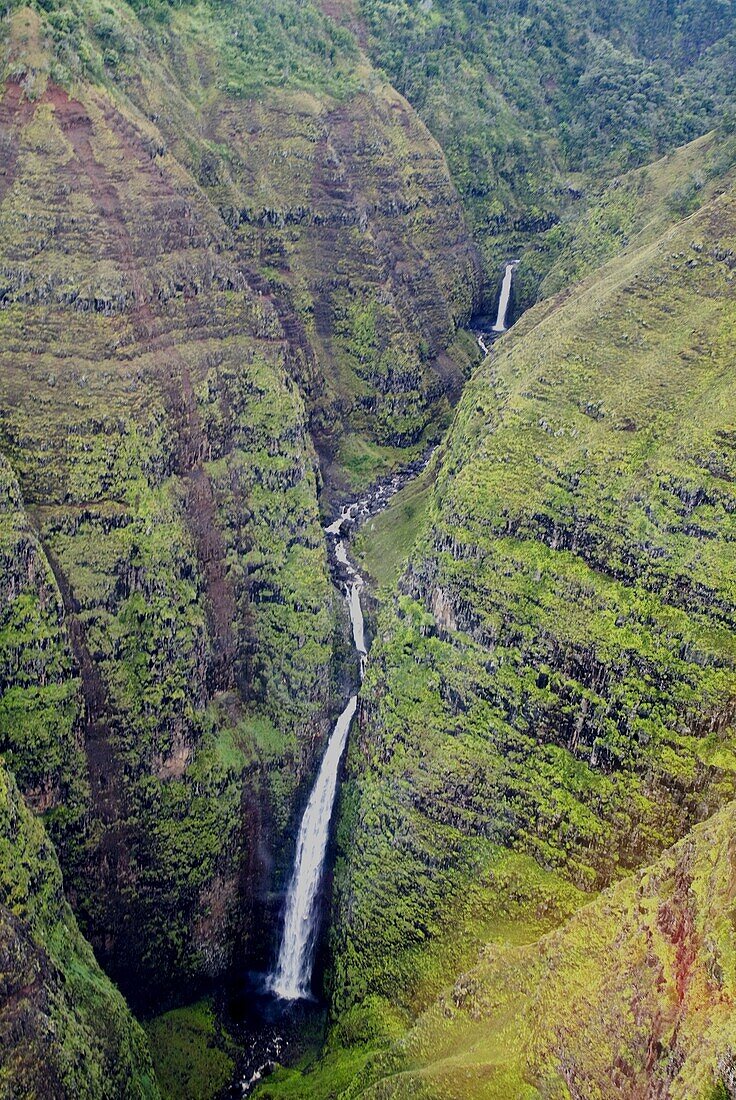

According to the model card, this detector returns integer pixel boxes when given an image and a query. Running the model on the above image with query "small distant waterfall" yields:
[269,507,368,1001]
[492,262,517,333]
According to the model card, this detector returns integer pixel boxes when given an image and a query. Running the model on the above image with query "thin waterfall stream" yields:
[475,260,519,356]
[234,466,430,1097]
[492,260,518,333]
[268,471,411,1002]
[268,507,365,1000]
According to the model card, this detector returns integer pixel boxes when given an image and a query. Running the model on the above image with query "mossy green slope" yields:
[0,0,483,1004]
[144,998,237,1100]
[345,800,736,1099]
[3,0,736,1086]
[0,4,335,1001]
[0,456,89,864]
[329,168,736,1031]
[0,759,159,1099]
[1,0,482,472]
[522,126,736,302]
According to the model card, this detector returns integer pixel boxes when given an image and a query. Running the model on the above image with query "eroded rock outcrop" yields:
[0,761,158,1099]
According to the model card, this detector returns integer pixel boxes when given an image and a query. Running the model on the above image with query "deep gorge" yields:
[1,0,736,1096]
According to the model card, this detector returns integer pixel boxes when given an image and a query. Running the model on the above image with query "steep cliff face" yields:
[0,457,88,853]
[0,760,159,1099]
[3,0,482,476]
[0,0,479,1003]
[329,169,736,1026]
[0,33,333,996]
[4,0,736,1090]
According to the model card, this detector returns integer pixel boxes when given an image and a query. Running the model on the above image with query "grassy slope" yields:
[258,806,736,1099]
[523,127,736,299]
[144,999,238,1100]
[347,800,736,1099]
[353,466,435,591]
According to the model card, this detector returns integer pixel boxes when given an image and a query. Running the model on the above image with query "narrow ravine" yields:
[238,275,519,1089]
[269,488,399,1000]
[235,467,429,1095]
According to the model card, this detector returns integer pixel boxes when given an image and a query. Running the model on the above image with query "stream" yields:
[234,462,428,1094]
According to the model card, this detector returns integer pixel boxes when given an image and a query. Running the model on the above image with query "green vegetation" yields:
[0,0,480,459]
[0,30,342,982]
[520,127,736,300]
[255,1047,375,1100]
[341,802,736,1098]
[354,471,433,591]
[337,437,431,492]
[0,456,89,873]
[256,160,736,1089]
[145,999,236,1100]
[3,0,736,1092]
[352,0,736,296]
[302,163,736,1095]
[0,761,159,1098]
[0,0,480,1031]
[2,0,362,97]
[255,847,587,1098]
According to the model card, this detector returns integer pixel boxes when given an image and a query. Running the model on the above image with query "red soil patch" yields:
[48,86,156,337]
[0,81,36,206]
[657,864,698,1004]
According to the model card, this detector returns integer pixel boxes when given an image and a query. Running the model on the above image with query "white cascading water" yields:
[492,262,516,332]
[269,507,367,1001]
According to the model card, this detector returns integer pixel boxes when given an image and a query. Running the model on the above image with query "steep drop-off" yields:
[0,0,480,1006]
[328,156,736,1045]
[0,760,158,1098]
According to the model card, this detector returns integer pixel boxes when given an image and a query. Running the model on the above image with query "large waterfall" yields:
[492,262,516,332]
[269,507,367,1001]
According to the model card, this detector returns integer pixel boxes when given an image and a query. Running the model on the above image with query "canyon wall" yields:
[0,0,480,1006]
[330,165,736,1036]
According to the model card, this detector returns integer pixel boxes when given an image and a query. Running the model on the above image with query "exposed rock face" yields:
[0,0,480,1006]
[208,85,483,447]
[0,761,159,1099]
